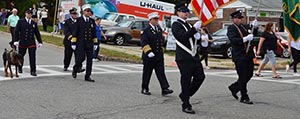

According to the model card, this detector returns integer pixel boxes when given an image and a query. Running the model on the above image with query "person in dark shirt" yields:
[255,22,282,78]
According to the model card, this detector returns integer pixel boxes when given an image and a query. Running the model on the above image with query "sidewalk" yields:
[40,31,289,70]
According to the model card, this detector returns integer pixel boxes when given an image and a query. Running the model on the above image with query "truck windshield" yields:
[103,13,117,21]
[116,20,133,27]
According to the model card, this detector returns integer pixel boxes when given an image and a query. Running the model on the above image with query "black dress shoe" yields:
[182,107,195,114]
[141,89,151,95]
[228,86,239,100]
[63,68,68,71]
[19,70,23,73]
[77,68,85,73]
[240,99,254,104]
[31,72,37,76]
[85,77,95,82]
[162,89,173,96]
[72,70,77,78]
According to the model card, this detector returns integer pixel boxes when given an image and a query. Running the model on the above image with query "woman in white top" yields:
[40,6,48,31]
[286,34,300,75]
[199,27,214,69]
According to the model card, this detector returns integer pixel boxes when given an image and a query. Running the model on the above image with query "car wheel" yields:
[114,34,126,46]
[282,48,290,58]
[223,46,232,58]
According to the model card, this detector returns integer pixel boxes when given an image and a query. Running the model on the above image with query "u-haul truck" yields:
[60,0,174,29]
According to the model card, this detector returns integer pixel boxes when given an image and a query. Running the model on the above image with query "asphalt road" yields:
[0,31,300,119]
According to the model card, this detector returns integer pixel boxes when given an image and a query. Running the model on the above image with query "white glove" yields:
[148,52,155,58]
[243,34,254,43]
[252,19,258,28]
[37,43,43,48]
[193,21,202,30]
[194,32,201,40]
[93,45,98,51]
[71,45,76,50]
[13,42,19,46]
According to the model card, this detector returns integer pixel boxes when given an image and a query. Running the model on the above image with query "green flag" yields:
[282,0,300,41]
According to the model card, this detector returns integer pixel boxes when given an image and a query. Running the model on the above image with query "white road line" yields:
[92,67,119,72]
[37,67,64,74]
[99,65,132,71]
[125,65,143,69]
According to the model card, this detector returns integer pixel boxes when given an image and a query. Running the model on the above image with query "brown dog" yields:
[2,49,23,78]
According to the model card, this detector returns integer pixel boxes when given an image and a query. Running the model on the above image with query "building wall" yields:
[205,8,282,34]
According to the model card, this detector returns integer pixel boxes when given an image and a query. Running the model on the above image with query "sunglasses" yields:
[85,9,91,12]
[180,9,190,13]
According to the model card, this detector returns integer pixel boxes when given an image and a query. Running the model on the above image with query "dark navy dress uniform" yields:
[140,24,171,95]
[71,16,98,80]
[227,10,256,104]
[63,17,77,70]
[171,18,205,109]
[14,18,42,74]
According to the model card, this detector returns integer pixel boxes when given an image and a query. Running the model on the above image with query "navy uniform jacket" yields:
[171,19,199,61]
[63,18,76,45]
[227,24,255,62]
[141,24,164,61]
[14,18,42,48]
[71,16,98,47]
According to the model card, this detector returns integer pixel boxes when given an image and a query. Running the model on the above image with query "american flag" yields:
[191,0,236,26]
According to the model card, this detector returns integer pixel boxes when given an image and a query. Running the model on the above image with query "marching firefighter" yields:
[227,10,258,104]
[71,4,98,82]
[14,8,43,76]
[171,3,205,114]
[140,12,173,96]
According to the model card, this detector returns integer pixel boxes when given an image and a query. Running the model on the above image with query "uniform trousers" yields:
[176,60,205,108]
[230,59,254,98]
[19,47,36,73]
[63,41,73,69]
[142,59,169,90]
[73,41,93,78]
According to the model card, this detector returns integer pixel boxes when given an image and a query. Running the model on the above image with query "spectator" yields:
[1,8,7,25]
[32,4,38,23]
[58,8,65,34]
[93,17,107,62]
[199,27,214,69]
[286,34,300,76]
[255,22,281,78]
[7,8,19,48]
[40,6,48,31]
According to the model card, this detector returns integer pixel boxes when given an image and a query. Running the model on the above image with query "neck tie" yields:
[86,18,89,22]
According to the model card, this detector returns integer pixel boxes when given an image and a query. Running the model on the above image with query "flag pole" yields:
[194,0,205,54]
[53,0,59,33]
[246,0,262,53]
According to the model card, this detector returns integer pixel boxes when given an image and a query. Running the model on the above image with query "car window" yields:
[132,21,143,30]
[116,15,126,23]
[129,16,135,20]
[117,20,133,27]
[102,13,117,21]
[142,21,149,28]
[213,28,227,36]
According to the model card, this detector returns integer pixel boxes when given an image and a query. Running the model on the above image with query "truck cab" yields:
[101,12,136,27]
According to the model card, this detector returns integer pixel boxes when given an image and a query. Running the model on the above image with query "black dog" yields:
[2,49,23,78]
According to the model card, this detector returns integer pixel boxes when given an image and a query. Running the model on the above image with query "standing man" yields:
[63,7,85,73]
[7,8,19,48]
[71,4,98,82]
[171,3,205,114]
[140,12,173,96]
[227,10,257,104]
[14,8,43,76]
